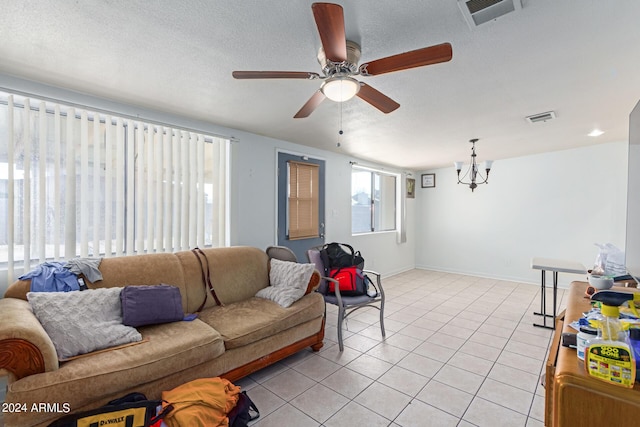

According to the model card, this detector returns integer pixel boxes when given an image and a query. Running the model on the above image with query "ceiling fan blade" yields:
[356,83,400,114]
[359,43,453,76]
[232,71,320,79]
[312,2,347,62]
[294,90,326,118]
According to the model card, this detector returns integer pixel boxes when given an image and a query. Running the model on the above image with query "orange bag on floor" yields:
[161,377,241,427]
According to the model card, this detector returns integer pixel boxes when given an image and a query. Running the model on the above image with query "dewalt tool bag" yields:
[47,392,169,427]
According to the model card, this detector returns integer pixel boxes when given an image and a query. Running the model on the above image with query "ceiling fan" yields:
[232,2,453,118]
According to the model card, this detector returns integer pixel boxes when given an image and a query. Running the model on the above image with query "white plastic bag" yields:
[592,243,626,277]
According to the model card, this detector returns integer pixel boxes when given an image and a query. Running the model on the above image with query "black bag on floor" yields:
[228,391,260,427]
[47,392,166,427]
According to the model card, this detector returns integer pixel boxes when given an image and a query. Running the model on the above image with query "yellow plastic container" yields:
[585,291,637,387]
[584,340,636,388]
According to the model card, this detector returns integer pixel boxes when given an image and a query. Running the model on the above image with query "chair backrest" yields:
[306,248,329,294]
[266,246,298,263]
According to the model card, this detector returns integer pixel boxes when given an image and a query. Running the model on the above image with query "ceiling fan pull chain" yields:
[337,100,344,147]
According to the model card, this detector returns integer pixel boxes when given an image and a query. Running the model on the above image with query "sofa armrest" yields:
[0,298,59,381]
[305,270,321,294]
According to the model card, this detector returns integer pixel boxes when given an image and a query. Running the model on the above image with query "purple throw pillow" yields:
[120,284,184,327]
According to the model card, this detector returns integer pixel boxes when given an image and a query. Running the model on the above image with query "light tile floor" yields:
[237,269,568,427]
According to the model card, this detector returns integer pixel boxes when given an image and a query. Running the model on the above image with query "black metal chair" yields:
[306,247,385,351]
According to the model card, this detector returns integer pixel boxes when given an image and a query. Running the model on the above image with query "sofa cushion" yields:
[94,253,189,312]
[121,284,184,327]
[256,259,316,307]
[198,292,324,349]
[27,288,143,360]
[6,319,225,420]
[175,247,270,312]
[269,259,315,290]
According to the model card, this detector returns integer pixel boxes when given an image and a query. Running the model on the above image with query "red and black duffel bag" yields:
[328,266,368,296]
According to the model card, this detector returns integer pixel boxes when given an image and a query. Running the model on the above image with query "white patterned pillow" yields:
[256,259,315,308]
[27,288,142,360]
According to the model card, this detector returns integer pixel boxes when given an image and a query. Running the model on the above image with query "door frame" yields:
[275,148,326,260]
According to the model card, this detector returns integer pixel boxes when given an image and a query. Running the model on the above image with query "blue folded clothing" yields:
[19,262,79,292]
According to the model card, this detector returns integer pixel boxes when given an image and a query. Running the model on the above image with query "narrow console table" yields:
[531,257,586,329]
[545,281,640,426]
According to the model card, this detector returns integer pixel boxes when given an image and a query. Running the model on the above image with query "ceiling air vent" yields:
[525,111,557,124]
[458,0,522,28]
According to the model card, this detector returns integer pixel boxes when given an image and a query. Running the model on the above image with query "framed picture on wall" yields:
[406,178,416,198]
[421,173,435,188]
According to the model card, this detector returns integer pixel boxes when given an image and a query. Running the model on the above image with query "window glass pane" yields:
[375,174,396,231]
[351,168,397,234]
[351,170,372,233]
[0,104,10,261]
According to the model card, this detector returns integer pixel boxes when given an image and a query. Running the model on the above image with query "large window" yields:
[0,92,229,282]
[351,166,398,234]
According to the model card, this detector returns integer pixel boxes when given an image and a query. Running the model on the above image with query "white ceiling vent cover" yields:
[458,0,522,28]
[526,111,557,124]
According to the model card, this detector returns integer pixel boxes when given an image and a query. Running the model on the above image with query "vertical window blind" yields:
[0,92,229,283]
[287,161,319,240]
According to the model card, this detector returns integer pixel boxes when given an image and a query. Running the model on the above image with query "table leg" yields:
[541,270,546,315]
[534,269,555,329]
[552,271,558,325]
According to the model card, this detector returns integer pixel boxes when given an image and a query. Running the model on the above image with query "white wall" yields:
[415,141,628,287]
[230,130,416,276]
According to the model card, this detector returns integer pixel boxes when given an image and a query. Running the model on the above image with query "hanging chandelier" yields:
[454,139,493,192]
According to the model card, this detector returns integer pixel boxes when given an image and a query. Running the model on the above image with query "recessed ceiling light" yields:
[588,129,604,137]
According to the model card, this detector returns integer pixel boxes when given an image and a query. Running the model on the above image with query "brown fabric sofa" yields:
[0,246,325,427]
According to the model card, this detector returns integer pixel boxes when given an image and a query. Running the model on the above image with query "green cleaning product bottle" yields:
[585,290,638,388]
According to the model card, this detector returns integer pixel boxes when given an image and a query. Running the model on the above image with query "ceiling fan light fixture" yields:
[321,76,360,102]
[232,3,452,117]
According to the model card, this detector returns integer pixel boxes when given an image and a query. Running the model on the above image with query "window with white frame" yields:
[0,92,229,282]
[351,166,398,233]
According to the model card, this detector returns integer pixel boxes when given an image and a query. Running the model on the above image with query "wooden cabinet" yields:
[545,281,640,426]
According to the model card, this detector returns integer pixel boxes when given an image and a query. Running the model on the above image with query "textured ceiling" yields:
[1,0,639,170]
